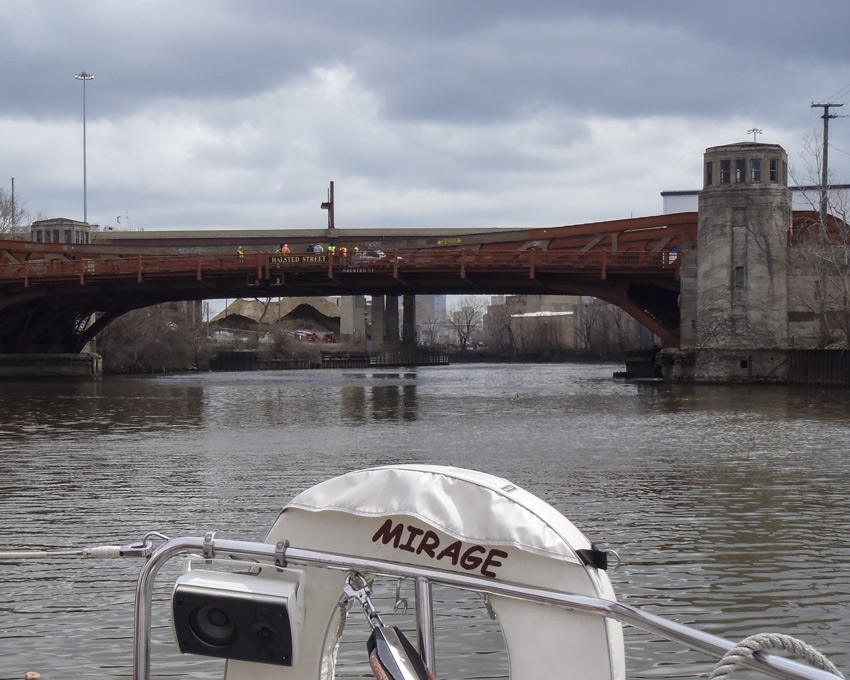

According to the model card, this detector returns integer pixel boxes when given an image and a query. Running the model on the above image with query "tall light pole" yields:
[74,71,94,223]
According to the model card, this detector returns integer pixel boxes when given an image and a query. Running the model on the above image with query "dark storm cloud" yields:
[0,2,322,118]
[3,0,850,230]
[6,1,850,123]
[349,2,850,126]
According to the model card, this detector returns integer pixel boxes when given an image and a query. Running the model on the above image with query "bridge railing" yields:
[377,249,679,272]
[0,248,681,285]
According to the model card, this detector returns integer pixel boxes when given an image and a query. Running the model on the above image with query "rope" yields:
[709,633,844,680]
[0,533,164,561]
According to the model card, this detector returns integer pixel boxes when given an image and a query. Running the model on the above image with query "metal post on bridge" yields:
[321,181,335,231]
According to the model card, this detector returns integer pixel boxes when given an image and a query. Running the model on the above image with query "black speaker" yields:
[172,571,297,666]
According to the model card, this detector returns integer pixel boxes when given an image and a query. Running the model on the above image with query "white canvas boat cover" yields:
[284,464,591,563]
[235,465,624,680]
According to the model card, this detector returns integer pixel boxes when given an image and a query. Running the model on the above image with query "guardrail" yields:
[0,249,681,286]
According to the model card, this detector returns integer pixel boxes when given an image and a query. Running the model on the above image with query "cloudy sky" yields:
[3,1,850,233]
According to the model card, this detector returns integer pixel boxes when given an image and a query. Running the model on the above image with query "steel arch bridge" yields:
[0,212,697,353]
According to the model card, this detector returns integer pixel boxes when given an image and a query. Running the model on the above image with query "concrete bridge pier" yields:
[385,295,400,345]
[370,295,385,349]
[664,141,794,382]
[367,294,418,355]
[339,296,367,343]
[402,294,416,347]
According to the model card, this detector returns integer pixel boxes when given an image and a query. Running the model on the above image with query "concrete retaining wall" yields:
[0,353,102,377]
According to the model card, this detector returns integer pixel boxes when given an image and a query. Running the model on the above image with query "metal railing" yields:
[134,534,840,680]
[0,249,681,287]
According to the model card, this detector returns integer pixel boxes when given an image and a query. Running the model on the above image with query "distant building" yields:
[31,218,92,244]
[415,295,450,346]
[415,295,447,323]
[483,294,654,356]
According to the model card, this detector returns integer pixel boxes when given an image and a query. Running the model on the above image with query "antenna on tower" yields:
[747,128,763,142]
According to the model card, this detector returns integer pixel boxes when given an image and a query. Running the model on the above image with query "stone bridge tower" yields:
[694,142,792,380]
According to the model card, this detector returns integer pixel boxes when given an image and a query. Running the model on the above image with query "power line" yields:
[822,82,850,105]
[829,143,850,159]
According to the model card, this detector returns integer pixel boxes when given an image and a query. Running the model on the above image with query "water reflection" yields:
[1,365,850,679]
[0,378,205,438]
[340,372,418,423]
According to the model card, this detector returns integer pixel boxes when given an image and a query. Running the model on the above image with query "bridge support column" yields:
[402,294,416,347]
[385,295,400,345]
[694,142,790,381]
[340,295,367,344]
[370,295,385,350]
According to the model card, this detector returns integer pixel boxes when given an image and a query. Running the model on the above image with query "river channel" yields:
[1,363,850,679]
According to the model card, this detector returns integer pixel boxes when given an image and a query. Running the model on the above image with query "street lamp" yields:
[74,71,94,223]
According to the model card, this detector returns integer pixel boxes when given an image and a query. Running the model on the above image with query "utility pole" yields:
[811,102,844,230]
[320,180,335,230]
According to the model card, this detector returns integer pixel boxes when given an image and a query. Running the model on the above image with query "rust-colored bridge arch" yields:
[0,212,697,353]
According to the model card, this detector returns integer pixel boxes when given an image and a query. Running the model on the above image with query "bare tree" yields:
[483,297,520,352]
[0,187,30,235]
[255,297,274,324]
[418,315,444,346]
[576,301,601,352]
[253,296,275,347]
[97,302,197,373]
[611,306,631,354]
[790,138,850,346]
[445,296,486,352]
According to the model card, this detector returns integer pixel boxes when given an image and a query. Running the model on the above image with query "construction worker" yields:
[281,243,291,254]
[236,246,244,265]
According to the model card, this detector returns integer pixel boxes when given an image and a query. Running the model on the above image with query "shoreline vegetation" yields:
[96,301,635,375]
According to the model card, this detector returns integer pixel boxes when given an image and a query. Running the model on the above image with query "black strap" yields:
[576,546,608,570]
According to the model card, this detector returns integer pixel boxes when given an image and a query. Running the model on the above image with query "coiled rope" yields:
[709,633,844,680]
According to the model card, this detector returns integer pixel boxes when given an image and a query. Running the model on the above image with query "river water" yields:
[1,363,850,680]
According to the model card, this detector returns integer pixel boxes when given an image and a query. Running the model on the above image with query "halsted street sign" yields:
[269,254,329,265]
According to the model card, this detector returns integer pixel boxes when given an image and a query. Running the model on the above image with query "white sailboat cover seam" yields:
[284,464,588,563]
